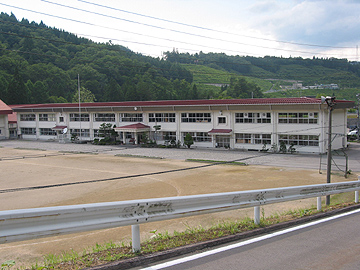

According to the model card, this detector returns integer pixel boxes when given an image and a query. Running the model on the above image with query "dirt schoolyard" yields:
[0,144,358,266]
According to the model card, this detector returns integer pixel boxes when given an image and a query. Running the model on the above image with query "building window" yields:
[70,129,90,137]
[93,129,100,137]
[20,127,36,135]
[182,132,212,142]
[70,113,90,122]
[39,114,56,121]
[279,134,319,146]
[235,112,271,123]
[235,133,271,144]
[149,113,176,122]
[40,128,57,135]
[218,117,226,124]
[278,112,318,124]
[59,116,64,122]
[162,131,176,141]
[20,114,36,121]
[94,113,115,122]
[120,113,143,122]
[181,113,211,123]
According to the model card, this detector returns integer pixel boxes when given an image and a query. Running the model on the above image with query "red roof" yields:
[52,125,67,131]
[8,97,354,110]
[7,112,17,123]
[0,99,13,114]
[115,123,150,130]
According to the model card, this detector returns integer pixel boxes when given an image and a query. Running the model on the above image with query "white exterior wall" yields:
[0,114,8,140]
[13,104,349,154]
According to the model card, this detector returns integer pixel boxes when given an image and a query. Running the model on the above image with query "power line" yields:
[77,0,354,50]
[1,28,355,82]
[1,2,355,59]
[40,0,351,57]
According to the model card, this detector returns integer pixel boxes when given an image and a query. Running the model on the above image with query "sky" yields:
[1,0,360,61]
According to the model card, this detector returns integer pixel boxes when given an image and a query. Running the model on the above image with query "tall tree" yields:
[103,78,123,101]
[6,67,29,104]
[71,86,96,103]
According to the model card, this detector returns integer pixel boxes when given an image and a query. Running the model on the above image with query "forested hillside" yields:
[0,12,196,104]
[1,12,359,105]
[164,50,360,88]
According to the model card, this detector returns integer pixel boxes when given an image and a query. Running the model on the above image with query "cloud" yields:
[248,0,360,47]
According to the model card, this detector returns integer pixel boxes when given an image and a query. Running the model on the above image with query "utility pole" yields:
[356,93,360,141]
[322,96,336,206]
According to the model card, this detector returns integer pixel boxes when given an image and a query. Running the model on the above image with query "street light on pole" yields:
[321,96,336,206]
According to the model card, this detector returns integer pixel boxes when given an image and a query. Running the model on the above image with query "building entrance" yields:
[216,135,230,148]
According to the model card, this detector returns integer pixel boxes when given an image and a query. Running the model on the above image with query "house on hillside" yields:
[9,97,354,154]
[0,99,13,140]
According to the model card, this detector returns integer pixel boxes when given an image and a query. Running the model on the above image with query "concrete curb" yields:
[84,203,360,270]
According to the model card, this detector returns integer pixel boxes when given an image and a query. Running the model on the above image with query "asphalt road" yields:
[139,209,360,270]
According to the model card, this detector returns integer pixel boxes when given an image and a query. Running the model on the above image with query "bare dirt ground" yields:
[0,147,358,267]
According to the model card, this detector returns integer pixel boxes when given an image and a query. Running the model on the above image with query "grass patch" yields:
[186,159,246,165]
[115,154,164,159]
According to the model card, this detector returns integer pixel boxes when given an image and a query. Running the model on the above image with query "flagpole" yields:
[78,74,82,142]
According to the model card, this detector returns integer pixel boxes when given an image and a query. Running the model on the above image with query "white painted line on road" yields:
[142,208,360,270]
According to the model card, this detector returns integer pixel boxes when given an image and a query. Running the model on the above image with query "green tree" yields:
[71,86,96,103]
[48,96,68,103]
[104,78,123,101]
[26,80,49,104]
[99,123,113,138]
[184,133,194,148]
[0,76,8,101]
[6,67,29,104]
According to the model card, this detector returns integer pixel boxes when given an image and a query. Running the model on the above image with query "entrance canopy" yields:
[208,129,232,135]
[114,123,150,133]
[114,123,150,145]
[52,125,67,131]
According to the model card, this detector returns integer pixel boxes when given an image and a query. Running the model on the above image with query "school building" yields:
[3,97,355,154]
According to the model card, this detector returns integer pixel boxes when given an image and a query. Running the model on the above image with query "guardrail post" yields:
[254,206,260,225]
[356,191,359,203]
[131,224,141,253]
[317,197,322,211]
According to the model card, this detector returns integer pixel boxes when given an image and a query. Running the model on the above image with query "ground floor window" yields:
[236,133,271,144]
[70,129,90,138]
[182,132,212,142]
[40,128,57,136]
[279,134,319,146]
[20,127,36,135]
[162,131,176,141]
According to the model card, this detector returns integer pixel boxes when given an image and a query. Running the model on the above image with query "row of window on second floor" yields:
[19,112,319,124]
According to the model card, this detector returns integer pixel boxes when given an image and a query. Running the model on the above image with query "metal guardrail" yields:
[1,180,360,251]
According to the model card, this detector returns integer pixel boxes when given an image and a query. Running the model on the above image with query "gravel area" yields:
[1,139,360,172]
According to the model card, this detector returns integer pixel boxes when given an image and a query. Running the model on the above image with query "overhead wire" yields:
[76,0,355,50]
[76,0,353,49]
[0,28,354,85]
[0,2,356,59]
[39,0,354,57]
